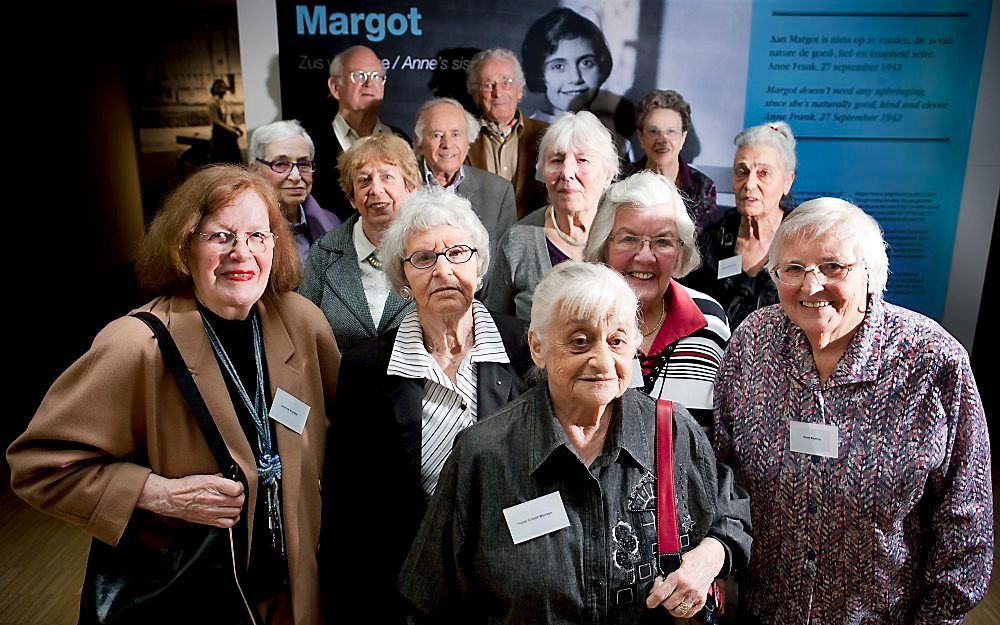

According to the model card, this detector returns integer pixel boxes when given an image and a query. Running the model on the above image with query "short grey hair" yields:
[466,48,526,95]
[768,197,889,296]
[734,120,797,173]
[329,45,376,78]
[380,188,491,296]
[248,120,315,164]
[412,98,479,149]
[585,171,701,277]
[529,261,641,350]
[536,111,619,186]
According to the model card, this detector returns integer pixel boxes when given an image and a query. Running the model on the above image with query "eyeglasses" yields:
[196,230,276,254]
[642,126,684,139]
[404,244,478,269]
[255,158,315,175]
[771,262,859,286]
[344,70,386,85]
[608,233,684,255]
[477,78,516,93]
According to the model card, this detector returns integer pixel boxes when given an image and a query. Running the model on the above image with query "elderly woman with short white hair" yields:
[401,261,751,623]
[586,171,730,428]
[486,110,619,320]
[249,120,341,262]
[682,121,797,329]
[714,197,993,624]
[320,188,533,625]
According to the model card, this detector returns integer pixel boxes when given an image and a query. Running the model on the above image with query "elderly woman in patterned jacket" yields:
[714,197,993,624]
[400,261,751,624]
[586,171,730,430]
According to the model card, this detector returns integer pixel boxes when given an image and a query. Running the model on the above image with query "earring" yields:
[400,286,413,300]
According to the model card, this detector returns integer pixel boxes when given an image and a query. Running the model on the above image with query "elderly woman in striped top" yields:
[585,171,730,428]
[319,188,533,624]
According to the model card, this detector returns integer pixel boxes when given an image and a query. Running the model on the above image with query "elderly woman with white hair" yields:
[714,197,993,624]
[682,121,797,329]
[585,171,730,428]
[250,119,341,262]
[401,261,751,624]
[320,188,533,625]
[486,110,619,320]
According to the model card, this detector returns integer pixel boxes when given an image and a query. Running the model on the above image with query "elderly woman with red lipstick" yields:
[320,188,532,624]
[625,90,719,231]
[299,133,422,352]
[8,166,340,624]
[714,197,993,624]
[250,119,341,263]
[682,121,796,329]
[586,171,730,429]
[485,110,619,320]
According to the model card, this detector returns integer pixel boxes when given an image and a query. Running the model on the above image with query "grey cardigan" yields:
[483,208,550,321]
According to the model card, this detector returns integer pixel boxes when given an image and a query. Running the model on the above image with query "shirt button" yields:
[806,549,816,561]
[594,580,603,592]
[496,380,503,385]
[591,529,601,540]
[460,403,468,411]
[807,503,817,514]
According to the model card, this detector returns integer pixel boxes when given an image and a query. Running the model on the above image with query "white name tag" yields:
[629,357,644,387]
[269,388,310,434]
[718,255,742,279]
[503,491,571,545]
[789,421,839,458]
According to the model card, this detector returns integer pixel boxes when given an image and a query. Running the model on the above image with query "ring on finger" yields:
[677,601,692,613]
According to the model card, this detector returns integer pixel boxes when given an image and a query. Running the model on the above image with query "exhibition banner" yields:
[276,0,991,319]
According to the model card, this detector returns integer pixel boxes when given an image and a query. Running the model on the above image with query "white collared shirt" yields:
[333,113,396,151]
[352,219,391,329]
[386,301,510,495]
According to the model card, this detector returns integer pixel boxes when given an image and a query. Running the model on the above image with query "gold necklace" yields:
[641,300,666,337]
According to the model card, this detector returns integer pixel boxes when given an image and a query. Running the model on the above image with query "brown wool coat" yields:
[468,114,549,219]
[7,291,340,625]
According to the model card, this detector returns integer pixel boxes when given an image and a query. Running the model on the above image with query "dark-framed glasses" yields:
[478,78,516,93]
[608,233,684,255]
[196,230,276,254]
[404,244,478,269]
[255,158,315,175]
[771,261,859,286]
[346,70,386,84]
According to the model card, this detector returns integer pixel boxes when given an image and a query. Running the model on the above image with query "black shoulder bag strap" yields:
[131,312,239,480]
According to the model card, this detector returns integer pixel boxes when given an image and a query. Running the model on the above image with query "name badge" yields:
[629,357,644,388]
[789,421,839,458]
[503,491,571,545]
[718,255,742,279]
[269,388,310,434]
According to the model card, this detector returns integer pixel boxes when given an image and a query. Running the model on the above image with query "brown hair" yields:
[337,134,421,203]
[636,90,692,133]
[135,165,301,295]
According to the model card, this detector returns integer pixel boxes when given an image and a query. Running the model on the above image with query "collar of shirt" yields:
[480,110,522,140]
[352,217,377,264]
[332,112,394,150]
[648,279,708,355]
[677,158,695,191]
[287,203,307,229]
[423,161,465,192]
[528,387,653,475]
[386,300,510,382]
[783,293,886,388]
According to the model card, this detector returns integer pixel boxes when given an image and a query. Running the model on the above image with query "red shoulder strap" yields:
[656,399,681,575]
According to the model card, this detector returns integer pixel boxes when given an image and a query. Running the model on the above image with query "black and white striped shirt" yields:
[386,300,510,495]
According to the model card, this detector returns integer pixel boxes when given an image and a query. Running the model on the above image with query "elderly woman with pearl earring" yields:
[319,188,533,625]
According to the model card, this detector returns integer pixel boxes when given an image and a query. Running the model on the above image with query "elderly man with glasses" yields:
[250,120,340,263]
[465,48,549,218]
[308,45,411,221]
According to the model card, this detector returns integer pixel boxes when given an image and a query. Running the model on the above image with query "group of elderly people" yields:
[6,40,992,625]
